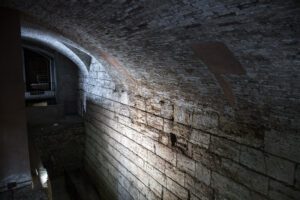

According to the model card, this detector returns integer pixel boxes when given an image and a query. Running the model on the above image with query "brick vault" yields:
[0,1,300,200]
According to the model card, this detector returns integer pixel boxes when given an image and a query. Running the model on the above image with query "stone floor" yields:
[0,115,99,200]
[0,185,48,200]
[0,177,73,200]
[51,176,71,200]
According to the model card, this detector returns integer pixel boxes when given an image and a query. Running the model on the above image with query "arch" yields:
[21,27,89,75]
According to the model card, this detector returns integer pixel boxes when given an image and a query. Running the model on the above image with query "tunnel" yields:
[0,1,299,200]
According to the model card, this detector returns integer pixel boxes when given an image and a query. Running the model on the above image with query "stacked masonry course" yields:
[2,0,300,200]
[78,57,300,200]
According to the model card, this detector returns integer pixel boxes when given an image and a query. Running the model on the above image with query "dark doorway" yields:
[24,48,51,93]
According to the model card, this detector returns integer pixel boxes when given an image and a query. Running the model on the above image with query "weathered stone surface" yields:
[174,104,193,126]
[164,121,191,138]
[0,185,48,200]
[160,100,174,120]
[166,177,189,200]
[192,110,219,131]
[185,174,214,200]
[190,129,210,149]
[177,153,196,176]
[146,113,164,131]
[265,155,295,185]
[240,146,266,174]
[265,130,300,163]
[155,142,176,166]
[295,165,300,189]
[269,180,300,200]
[4,1,298,199]
[219,158,269,195]
[147,150,166,173]
[195,162,211,186]
[130,108,147,124]
[193,145,221,171]
[162,188,179,200]
[29,117,85,176]
[165,163,185,187]
[209,136,240,162]
[148,177,163,198]
[212,172,252,200]
[145,163,166,187]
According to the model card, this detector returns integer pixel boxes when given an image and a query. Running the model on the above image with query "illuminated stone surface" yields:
[1,1,299,199]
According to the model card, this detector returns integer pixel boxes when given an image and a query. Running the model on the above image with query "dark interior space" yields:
[0,1,299,200]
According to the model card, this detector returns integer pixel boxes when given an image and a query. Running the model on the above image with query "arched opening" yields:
[23,47,56,105]
[22,40,89,199]
[1,3,299,200]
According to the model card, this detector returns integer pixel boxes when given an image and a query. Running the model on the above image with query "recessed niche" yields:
[170,133,177,146]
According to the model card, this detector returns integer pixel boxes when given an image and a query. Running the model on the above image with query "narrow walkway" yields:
[51,176,71,200]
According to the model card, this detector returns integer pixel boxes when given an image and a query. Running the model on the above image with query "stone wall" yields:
[79,55,299,200]
[2,0,300,199]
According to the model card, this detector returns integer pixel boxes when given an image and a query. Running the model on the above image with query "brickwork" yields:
[76,56,300,199]
[2,0,300,199]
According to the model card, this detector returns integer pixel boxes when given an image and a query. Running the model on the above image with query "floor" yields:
[51,176,71,200]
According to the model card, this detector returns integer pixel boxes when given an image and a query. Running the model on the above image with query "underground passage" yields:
[0,1,299,200]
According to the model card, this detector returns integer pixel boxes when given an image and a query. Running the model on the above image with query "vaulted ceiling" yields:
[1,0,299,109]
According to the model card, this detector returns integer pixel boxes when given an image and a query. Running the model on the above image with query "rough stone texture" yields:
[1,1,300,200]
[0,185,48,200]
[28,116,85,177]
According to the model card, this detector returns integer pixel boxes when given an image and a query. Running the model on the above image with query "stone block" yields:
[147,113,164,130]
[195,162,211,185]
[192,110,219,130]
[172,123,191,138]
[295,165,300,189]
[145,163,166,186]
[149,177,163,198]
[174,104,193,125]
[160,134,169,146]
[144,188,160,200]
[166,177,189,200]
[116,114,132,125]
[239,146,266,174]
[194,180,214,200]
[269,179,300,200]
[193,145,221,171]
[190,194,201,200]
[209,136,240,161]
[219,158,268,195]
[265,155,295,185]
[163,188,179,200]
[212,172,251,200]
[190,129,210,149]
[265,130,300,163]
[141,135,156,152]
[177,153,196,176]
[115,103,130,117]
[160,100,174,120]
[136,167,150,187]
[184,173,213,200]
[155,142,176,165]
[130,108,146,124]
[165,163,185,186]
[164,120,191,138]
[218,117,264,148]
[140,125,161,141]
[163,119,173,133]
[147,150,166,172]
[146,98,161,116]
[132,95,146,111]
